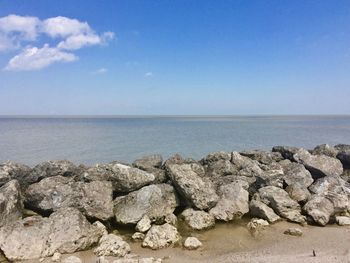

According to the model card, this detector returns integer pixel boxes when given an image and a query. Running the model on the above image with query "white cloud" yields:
[93,68,107,74]
[4,44,77,71]
[144,72,153,77]
[0,14,114,71]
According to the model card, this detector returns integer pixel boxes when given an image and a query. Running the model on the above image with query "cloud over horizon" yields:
[0,14,115,71]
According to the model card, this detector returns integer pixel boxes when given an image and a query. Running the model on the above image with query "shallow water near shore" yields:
[1,115,350,165]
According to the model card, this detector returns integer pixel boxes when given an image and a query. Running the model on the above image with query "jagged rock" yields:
[0,161,32,187]
[247,218,269,237]
[0,207,105,260]
[335,216,350,226]
[312,144,338,158]
[204,160,238,178]
[293,149,343,178]
[284,228,303,236]
[249,199,280,223]
[142,223,180,249]
[132,232,145,241]
[280,162,314,188]
[164,213,177,226]
[0,180,23,227]
[114,184,179,225]
[335,144,350,166]
[231,152,263,175]
[209,182,249,221]
[258,186,305,223]
[181,208,215,230]
[183,237,202,250]
[272,146,300,160]
[254,167,285,189]
[200,151,231,165]
[133,155,163,169]
[285,184,311,203]
[51,252,61,262]
[240,150,283,165]
[167,163,218,210]
[94,234,130,257]
[136,215,152,233]
[62,256,82,263]
[28,160,77,183]
[25,176,114,221]
[303,195,334,226]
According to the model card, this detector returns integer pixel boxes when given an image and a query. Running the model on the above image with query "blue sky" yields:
[0,0,349,115]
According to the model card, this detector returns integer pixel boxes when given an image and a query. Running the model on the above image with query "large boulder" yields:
[293,149,343,178]
[94,234,130,257]
[280,161,314,188]
[0,207,105,260]
[28,160,77,183]
[142,223,180,249]
[231,152,263,175]
[303,195,334,226]
[114,184,179,225]
[249,199,280,223]
[167,163,218,210]
[200,151,232,165]
[240,150,283,165]
[209,182,249,221]
[258,186,305,223]
[285,184,311,203]
[272,146,300,161]
[335,144,350,166]
[204,160,238,178]
[0,180,23,227]
[312,144,338,158]
[180,208,215,230]
[25,176,114,221]
[0,161,32,188]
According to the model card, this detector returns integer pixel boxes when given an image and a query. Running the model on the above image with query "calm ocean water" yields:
[0,116,349,166]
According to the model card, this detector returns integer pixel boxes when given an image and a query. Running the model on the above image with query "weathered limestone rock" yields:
[258,186,305,223]
[335,216,350,226]
[25,176,114,221]
[133,154,163,170]
[114,184,179,224]
[312,144,338,158]
[0,161,32,187]
[280,162,314,188]
[240,150,283,165]
[181,208,215,230]
[132,232,145,241]
[231,152,263,175]
[293,149,343,178]
[0,208,105,260]
[94,234,130,257]
[51,252,61,262]
[183,237,202,250]
[204,160,238,178]
[285,184,311,203]
[209,182,249,221]
[142,223,180,249]
[28,160,77,183]
[303,195,334,226]
[0,180,23,227]
[167,163,218,210]
[136,215,152,233]
[247,218,269,237]
[249,199,280,223]
[284,228,303,236]
[272,146,300,161]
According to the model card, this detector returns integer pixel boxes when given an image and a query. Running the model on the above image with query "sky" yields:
[0,0,349,115]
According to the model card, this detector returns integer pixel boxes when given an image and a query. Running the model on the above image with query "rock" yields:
[285,184,311,203]
[204,160,238,178]
[164,213,177,226]
[0,161,32,188]
[335,144,350,152]
[200,151,232,165]
[0,207,105,260]
[240,150,283,165]
[183,237,202,250]
[312,144,338,158]
[114,184,179,225]
[62,256,82,263]
[247,218,269,237]
[272,146,300,160]
[249,199,280,223]
[136,215,152,233]
[335,145,350,166]
[181,208,215,230]
[284,228,303,236]
[133,155,163,169]
[28,160,77,183]
[280,162,314,188]
[94,234,130,257]
[231,152,263,175]
[303,195,334,226]
[258,186,305,223]
[209,182,249,221]
[132,232,145,241]
[0,180,23,227]
[335,216,350,226]
[293,149,343,178]
[25,176,114,221]
[51,252,61,262]
[142,223,180,249]
[167,163,218,210]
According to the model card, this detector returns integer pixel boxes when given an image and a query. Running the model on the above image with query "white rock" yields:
[62,256,82,263]
[132,232,145,241]
[247,218,269,237]
[51,252,61,262]
[336,216,350,226]
[136,215,151,233]
[184,237,202,250]
[94,234,130,257]
[142,223,180,249]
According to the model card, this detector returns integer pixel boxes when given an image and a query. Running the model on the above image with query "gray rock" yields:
[142,223,180,249]
[181,208,215,230]
[247,218,269,237]
[240,150,283,165]
[25,176,114,221]
[335,144,350,166]
[167,163,218,210]
[183,237,202,250]
[204,160,238,178]
[0,161,32,188]
[280,162,314,188]
[209,182,249,221]
[28,160,77,183]
[249,199,280,223]
[272,146,300,160]
[94,234,130,257]
[133,154,163,169]
[285,184,311,203]
[114,184,179,225]
[303,195,334,226]
[284,228,303,236]
[200,151,231,165]
[0,180,23,227]
[293,149,343,178]
[231,152,263,175]
[0,207,105,260]
[136,215,152,233]
[258,186,305,223]
[312,144,338,158]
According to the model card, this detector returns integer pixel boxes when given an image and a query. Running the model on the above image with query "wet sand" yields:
[24,220,350,263]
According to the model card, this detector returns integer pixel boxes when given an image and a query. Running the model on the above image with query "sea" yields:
[0,115,349,166]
